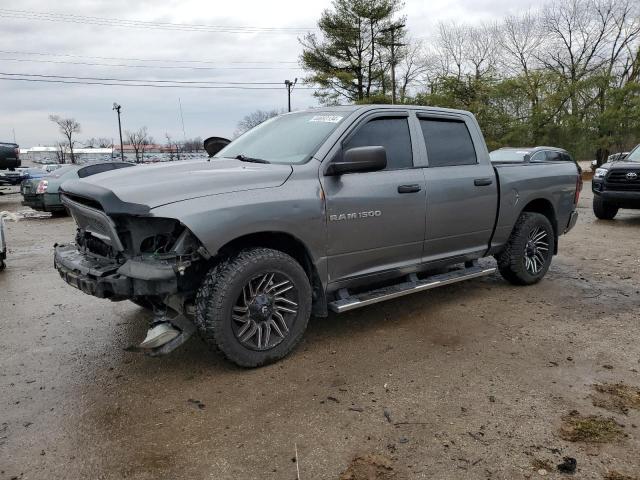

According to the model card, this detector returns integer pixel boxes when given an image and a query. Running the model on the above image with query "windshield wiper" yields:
[235,154,270,164]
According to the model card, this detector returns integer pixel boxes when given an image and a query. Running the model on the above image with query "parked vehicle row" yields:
[0,165,62,186]
[52,105,582,367]
[21,162,134,214]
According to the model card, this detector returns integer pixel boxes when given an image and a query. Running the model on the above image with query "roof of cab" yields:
[297,104,475,116]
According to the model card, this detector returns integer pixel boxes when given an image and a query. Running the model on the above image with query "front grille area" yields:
[605,170,640,191]
[61,195,124,251]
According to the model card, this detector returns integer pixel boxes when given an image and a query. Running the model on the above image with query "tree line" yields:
[300,0,640,163]
[47,115,204,164]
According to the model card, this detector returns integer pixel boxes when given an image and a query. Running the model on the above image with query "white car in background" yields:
[42,164,63,173]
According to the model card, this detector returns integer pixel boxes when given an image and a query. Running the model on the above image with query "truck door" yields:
[416,114,498,262]
[321,112,426,284]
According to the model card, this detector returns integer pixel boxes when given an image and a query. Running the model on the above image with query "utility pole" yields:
[284,78,297,112]
[112,102,124,161]
[178,97,187,144]
[381,23,406,105]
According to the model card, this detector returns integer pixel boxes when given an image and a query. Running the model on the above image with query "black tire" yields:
[0,259,5,271]
[593,196,618,220]
[495,212,555,286]
[195,248,312,368]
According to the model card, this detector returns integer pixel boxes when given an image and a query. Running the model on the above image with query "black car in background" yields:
[592,144,640,219]
[0,142,20,170]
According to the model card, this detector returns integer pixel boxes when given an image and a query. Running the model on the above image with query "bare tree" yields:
[436,21,468,80]
[125,127,152,163]
[97,137,113,148]
[501,11,544,77]
[165,133,181,161]
[84,137,113,149]
[49,115,80,164]
[466,22,501,80]
[396,39,430,101]
[54,142,67,164]
[235,109,280,137]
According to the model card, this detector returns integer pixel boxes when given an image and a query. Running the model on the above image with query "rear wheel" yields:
[195,248,312,367]
[495,212,555,286]
[593,196,618,220]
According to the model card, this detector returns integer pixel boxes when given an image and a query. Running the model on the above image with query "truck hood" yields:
[60,159,293,212]
[601,161,640,170]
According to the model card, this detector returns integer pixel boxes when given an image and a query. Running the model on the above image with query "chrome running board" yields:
[328,265,496,313]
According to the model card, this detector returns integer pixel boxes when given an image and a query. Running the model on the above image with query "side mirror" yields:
[203,136,231,157]
[325,146,387,176]
[524,154,531,163]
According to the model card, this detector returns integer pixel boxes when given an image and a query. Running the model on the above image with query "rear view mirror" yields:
[325,146,387,176]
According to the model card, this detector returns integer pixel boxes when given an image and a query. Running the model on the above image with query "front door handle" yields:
[398,184,422,193]
[474,178,493,186]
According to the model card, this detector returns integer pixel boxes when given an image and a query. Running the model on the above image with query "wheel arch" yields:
[519,198,558,254]
[215,231,328,317]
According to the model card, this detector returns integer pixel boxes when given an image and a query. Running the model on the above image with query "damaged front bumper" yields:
[54,244,179,299]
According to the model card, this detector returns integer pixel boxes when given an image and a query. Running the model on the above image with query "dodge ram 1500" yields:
[54,105,581,367]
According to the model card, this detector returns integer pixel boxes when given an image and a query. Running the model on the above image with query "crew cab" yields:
[53,105,581,367]
[592,144,640,219]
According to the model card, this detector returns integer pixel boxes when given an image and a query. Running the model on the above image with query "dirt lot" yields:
[1,183,639,480]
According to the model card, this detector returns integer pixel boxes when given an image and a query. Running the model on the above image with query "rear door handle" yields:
[474,178,493,186]
[397,184,422,193]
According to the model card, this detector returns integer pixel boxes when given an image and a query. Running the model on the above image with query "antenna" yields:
[178,97,187,143]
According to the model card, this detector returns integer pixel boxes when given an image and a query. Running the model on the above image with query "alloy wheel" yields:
[231,272,299,351]
[524,226,549,275]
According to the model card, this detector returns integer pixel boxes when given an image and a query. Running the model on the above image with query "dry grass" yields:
[603,471,640,480]
[591,383,640,415]
[339,453,397,480]
[531,458,554,471]
[559,410,623,443]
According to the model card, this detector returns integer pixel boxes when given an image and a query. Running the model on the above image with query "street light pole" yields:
[284,78,297,112]
[112,102,124,161]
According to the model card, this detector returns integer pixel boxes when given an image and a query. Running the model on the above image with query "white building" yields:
[20,146,115,164]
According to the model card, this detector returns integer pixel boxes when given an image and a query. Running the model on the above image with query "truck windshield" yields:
[625,145,640,162]
[215,112,345,165]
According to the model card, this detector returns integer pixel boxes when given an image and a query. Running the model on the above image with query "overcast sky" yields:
[0,0,537,147]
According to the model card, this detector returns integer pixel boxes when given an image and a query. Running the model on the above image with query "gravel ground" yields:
[1,183,639,480]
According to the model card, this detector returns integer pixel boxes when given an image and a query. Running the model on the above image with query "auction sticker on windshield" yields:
[309,115,343,123]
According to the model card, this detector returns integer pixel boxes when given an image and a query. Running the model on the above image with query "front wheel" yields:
[495,212,555,286]
[593,196,618,220]
[195,248,312,367]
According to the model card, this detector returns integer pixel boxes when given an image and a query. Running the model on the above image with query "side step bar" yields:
[328,265,496,313]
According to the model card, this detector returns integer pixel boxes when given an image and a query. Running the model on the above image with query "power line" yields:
[0,49,299,65]
[0,72,289,85]
[0,73,316,90]
[0,9,321,34]
[0,57,304,71]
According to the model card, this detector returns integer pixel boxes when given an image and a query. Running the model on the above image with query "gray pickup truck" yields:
[54,105,581,367]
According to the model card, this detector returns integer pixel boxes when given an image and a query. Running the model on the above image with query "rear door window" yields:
[419,119,477,167]
[546,151,563,161]
[343,117,413,170]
